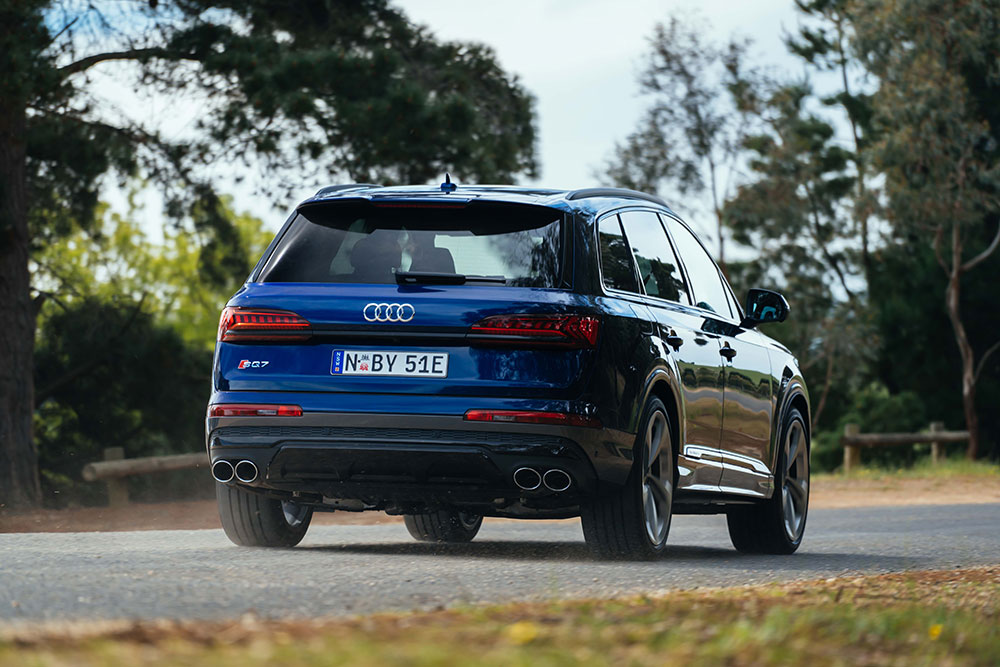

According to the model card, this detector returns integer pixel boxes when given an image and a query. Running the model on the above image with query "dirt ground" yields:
[2,474,997,534]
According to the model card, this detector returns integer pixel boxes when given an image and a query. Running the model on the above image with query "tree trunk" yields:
[0,102,40,508]
[943,225,980,460]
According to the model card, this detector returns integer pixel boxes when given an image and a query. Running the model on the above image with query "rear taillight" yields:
[464,409,602,429]
[209,404,303,417]
[218,307,312,343]
[468,314,600,348]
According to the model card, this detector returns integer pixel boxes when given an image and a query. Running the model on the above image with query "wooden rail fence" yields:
[841,421,969,473]
[81,447,208,507]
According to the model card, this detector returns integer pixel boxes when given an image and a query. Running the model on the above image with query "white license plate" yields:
[331,350,448,378]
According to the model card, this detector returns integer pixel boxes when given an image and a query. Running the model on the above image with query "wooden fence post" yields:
[103,447,130,507]
[843,423,861,473]
[929,421,945,465]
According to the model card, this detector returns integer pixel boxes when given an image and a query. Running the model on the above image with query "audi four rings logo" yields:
[363,303,415,322]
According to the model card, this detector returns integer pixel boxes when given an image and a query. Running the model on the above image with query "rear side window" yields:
[662,216,734,318]
[598,214,640,292]
[258,204,564,287]
[619,211,691,304]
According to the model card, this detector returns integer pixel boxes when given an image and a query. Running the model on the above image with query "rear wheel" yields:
[727,406,809,554]
[581,397,674,559]
[216,483,313,547]
[404,510,483,543]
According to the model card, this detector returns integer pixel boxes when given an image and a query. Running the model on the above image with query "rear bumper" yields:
[206,408,634,515]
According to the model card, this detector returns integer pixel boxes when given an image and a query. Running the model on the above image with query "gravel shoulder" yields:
[2,473,997,534]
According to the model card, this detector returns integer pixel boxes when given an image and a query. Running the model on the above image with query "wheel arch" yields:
[788,392,811,443]
[769,371,811,474]
[638,367,684,476]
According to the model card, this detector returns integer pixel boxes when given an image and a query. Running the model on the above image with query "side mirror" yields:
[741,288,789,328]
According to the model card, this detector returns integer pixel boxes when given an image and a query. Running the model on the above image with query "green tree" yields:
[787,0,878,279]
[853,0,1000,458]
[599,17,754,271]
[725,82,868,429]
[0,0,538,507]
[31,194,273,505]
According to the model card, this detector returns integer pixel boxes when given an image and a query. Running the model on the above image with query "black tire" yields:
[404,510,483,543]
[216,482,313,547]
[581,397,674,559]
[727,406,810,554]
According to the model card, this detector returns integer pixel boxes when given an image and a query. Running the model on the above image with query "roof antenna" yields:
[440,172,457,193]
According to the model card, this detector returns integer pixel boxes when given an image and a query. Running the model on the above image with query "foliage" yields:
[869,240,1000,461]
[29,0,539,252]
[724,80,871,430]
[851,0,1000,458]
[605,2,1000,464]
[33,298,211,507]
[811,382,928,471]
[0,0,539,507]
[30,197,270,506]
[599,16,755,266]
[33,195,272,351]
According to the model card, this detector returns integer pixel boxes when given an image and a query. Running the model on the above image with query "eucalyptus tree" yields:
[0,0,537,507]
[786,0,877,280]
[725,82,865,429]
[600,17,754,272]
[853,0,1000,458]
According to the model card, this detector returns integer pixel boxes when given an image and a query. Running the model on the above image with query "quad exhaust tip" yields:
[234,460,259,484]
[211,459,235,484]
[543,469,572,492]
[512,467,542,491]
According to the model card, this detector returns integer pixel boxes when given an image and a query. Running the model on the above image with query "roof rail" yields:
[314,183,382,197]
[565,187,669,208]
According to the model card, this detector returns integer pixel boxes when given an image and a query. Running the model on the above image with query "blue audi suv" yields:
[207,182,810,559]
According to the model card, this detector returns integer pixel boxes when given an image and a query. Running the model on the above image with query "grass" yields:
[814,457,1000,482]
[2,567,998,666]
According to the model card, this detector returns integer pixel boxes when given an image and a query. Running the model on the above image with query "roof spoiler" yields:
[314,183,382,197]
[565,187,670,209]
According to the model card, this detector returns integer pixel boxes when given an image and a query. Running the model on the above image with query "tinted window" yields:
[662,216,733,317]
[598,214,639,292]
[259,204,562,287]
[619,211,691,304]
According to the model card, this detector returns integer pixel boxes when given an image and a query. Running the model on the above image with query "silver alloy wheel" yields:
[781,419,809,541]
[641,410,672,545]
[281,500,310,528]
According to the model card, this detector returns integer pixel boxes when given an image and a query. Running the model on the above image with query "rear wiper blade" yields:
[394,271,507,285]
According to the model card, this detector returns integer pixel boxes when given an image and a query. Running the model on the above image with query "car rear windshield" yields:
[257,202,565,287]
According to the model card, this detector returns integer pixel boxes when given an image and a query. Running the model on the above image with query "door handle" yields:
[660,326,684,351]
[720,343,737,360]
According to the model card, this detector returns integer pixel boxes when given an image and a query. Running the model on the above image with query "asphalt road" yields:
[1,503,997,624]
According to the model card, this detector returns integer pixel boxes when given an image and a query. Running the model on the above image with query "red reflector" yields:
[218,307,312,342]
[209,404,303,417]
[464,409,601,429]
[469,314,600,348]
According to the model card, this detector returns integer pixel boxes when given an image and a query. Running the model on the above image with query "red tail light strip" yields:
[468,314,600,348]
[218,307,312,342]
[464,409,601,429]
[209,404,303,417]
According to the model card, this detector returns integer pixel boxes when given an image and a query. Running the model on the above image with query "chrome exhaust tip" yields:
[234,460,259,484]
[543,469,572,492]
[512,467,542,491]
[211,459,235,484]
